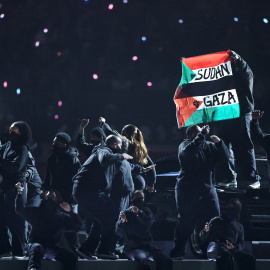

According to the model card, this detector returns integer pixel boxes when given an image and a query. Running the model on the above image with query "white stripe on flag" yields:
[189,61,232,83]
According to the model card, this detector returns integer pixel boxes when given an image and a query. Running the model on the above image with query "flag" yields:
[174,50,240,128]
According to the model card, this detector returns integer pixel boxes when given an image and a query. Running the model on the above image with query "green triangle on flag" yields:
[180,61,197,86]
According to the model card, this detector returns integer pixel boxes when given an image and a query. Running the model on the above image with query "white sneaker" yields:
[248,181,260,189]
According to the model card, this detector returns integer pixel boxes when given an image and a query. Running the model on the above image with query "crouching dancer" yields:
[15,183,83,270]
[116,190,173,270]
[199,198,256,270]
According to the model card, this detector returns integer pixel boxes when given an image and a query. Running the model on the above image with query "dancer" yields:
[0,121,31,258]
[215,51,260,189]
[15,183,82,270]
[43,132,81,254]
[199,198,256,270]
[170,124,229,259]
[116,190,173,270]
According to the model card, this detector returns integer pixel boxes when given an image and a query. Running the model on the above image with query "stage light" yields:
[54,115,59,120]
[0,14,4,19]
[234,17,238,22]
[147,82,152,87]
[263,18,268,23]
[123,0,128,3]
[178,19,183,23]
[3,81,7,88]
[93,74,98,79]
[16,88,21,95]
[58,101,62,107]
[108,4,114,10]
[43,28,48,33]
[141,36,147,41]
[35,41,40,47]
[57,52,62,56]
[132,56,138,61]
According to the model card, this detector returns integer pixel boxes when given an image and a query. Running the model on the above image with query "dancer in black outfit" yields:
[199,198,256,270]
[43,132,81,254]
[170,124,229,259]
[116,190,173,270]
[0,121,31,258]
[15,183,83,270]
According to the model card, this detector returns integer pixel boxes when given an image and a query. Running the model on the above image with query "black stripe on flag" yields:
[181,75,235,97]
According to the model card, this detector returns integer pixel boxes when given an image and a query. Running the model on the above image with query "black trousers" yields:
[27,243,77,270]
[171,187,220,257]
[125,246,173,270]
[213,246,256,270]
[0,183,27,256]
[214,114,260,183]
[73,183,119,254]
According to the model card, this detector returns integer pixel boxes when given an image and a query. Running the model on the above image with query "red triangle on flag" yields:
[174,86,203,127]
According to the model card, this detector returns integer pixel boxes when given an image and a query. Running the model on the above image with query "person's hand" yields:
[143,164,156,173]
[210,135,221,143]
[229,50,240,62]
[15,182,22,190]
[131,206,138,213]
[252,110,264,120]
[204,222,211,232]
[122,153,133,160]
[60,202,71,212]
[201,125,210,135]
[80,119,89,129]
[224,240,234,250]
[15,182,24,194]
[99,117,106,123]
[120,212,126,223]
[146,185,154,193]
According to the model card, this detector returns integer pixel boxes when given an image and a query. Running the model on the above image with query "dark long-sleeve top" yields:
[232,57,254,115]
[16,194,83,247]
[199,216,245,251]
[251,119,270,178]
[25,151,42,189]
[0,141,28,188]
[101,122,156,187]
[177,132,229,194]
[76,133,103,157]
[73,146,126,194]
[43,147,81,203]
[115,206,154,250]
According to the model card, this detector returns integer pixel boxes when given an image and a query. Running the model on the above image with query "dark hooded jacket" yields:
[0,141,28,188]
[73,146,128,194]
[232,57,254,115]
[43,147,81,203]
[177,132,229,194]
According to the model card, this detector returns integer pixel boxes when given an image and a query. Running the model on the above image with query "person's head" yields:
[105,135,122,152]
[121,124,141,142]
[90,127,106,145]
[221,198,242,221]
[186,125,201,140]
[52,132,71,150]
[121,124,148,165]
[131,190,145,208]
[9,121,32,145]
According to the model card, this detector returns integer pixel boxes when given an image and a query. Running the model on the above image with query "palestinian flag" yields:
[174,50,240,128]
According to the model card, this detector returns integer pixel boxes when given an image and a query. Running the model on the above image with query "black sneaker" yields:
[0,251,11,258]
[76,248,97,260]
[95,251,119,260]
